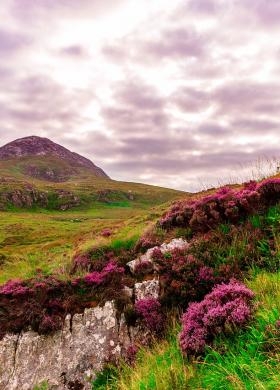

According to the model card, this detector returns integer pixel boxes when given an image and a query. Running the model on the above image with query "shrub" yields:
[159,178,280,233]
[71,254,92,273]
[179,280,255,355]
[0,260,126,339]
[135,298,164,333]
[136,228,163,252]
[125,344,139,365]
[152,248,222,307]
[134,259,154,276]
[101,228,113,238]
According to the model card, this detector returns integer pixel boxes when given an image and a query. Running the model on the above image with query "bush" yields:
[152,248,224,307]
[0,261,126,338]
[179,280,255,355]
[160,178,280,233]
[135,298,164,333]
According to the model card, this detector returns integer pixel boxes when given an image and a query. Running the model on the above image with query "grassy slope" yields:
[0,157,186,283]
[95,204,280,390]
[103,272,280,390]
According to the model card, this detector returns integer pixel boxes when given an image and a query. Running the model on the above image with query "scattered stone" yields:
[134,279,160,301]
[127,238,189,274]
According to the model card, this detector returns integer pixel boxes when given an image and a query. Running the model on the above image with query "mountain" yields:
[0,135,184,211]
[0,136,108,181]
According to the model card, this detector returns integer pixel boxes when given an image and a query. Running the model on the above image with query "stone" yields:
[0,301,134,390]
[127,238,189,273]
[134,279,160,301]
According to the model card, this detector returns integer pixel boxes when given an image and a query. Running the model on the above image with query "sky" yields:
[0,0,280,191]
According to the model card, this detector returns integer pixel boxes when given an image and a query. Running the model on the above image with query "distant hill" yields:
[0,136,108,181]
[0,136,185,211]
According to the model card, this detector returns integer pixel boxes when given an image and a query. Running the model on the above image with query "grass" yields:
[0,155,186,283]
[92,331,192,390]
[97,203,280,390]
[97,271,280,390]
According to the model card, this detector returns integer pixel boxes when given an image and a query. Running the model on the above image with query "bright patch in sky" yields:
[0,0,280,191]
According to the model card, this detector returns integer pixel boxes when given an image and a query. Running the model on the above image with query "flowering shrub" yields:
[160,178,280,233]
[134,259,154,276]
[179,280,255,355]
[101,228,113,238]
[136,229,162,252]
[71,254,92,273]
[152,248,222,307]
[135,298,164,332]
[82,261,124,286]
[0,260,126,339]
[125,344,139,365]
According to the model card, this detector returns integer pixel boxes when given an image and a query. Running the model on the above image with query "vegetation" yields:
[90,178,280,389]
[1,159,280,389]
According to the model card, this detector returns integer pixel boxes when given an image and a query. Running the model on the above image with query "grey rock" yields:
[127,238,189,274]
[134,279,160,301]
[0,301,134,390]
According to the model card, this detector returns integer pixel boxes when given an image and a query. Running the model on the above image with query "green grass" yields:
[0,155,186,283]
[100,271,280,390]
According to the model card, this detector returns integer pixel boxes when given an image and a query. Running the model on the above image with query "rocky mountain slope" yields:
[0,136,108,181]
[0,136,184,211]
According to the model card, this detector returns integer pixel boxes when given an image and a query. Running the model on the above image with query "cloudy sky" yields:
[0,0,280,191]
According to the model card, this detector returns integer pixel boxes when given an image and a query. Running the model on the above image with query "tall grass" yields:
[115,334,191,390]
[101,272,280,390]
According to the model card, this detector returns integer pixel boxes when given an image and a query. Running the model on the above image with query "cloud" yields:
[1,0,280,191]
[240,0,280,27]
[0,28,31,54]
[58,45,88,58]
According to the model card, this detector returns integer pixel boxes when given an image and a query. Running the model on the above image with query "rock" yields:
[0,302,135,390]
[0,188,48,209]
[134,279,160,301]
[127,238,189,274]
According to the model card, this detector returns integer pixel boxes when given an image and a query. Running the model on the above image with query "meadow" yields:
[1,158,280,390]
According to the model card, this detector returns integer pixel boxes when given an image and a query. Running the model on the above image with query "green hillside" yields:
[0,156,185,284]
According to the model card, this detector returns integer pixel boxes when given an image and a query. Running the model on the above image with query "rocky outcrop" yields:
[0,187,48,209]
[134,279,160,301]
[0,278,160,390]
[0,236,191,389]
[55,190,81,210]
[127,238,189,274]
[0,302,136,390]
[0,187,80,210]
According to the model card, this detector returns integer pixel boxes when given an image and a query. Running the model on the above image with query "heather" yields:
[1,183,280,340]
[99,272,280,390]
[151,248,223,307]
[0,261,127,338]
[135,298,164,333]
[159,178,280,233]
[179,280,255,355]
[1,174,280,388]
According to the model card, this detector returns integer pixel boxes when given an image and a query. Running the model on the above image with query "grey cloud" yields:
[172,87,210,112]
[58,45,88,58]
[0,28,31,54]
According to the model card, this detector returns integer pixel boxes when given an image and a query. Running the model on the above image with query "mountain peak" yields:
[0,136,109,180]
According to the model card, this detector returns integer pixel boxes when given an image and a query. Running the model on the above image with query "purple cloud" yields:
[59,45,88,58]
[0,28,31,54]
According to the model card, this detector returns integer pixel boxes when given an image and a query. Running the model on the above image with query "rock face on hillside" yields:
[0,136,109,179]
[0,186,80,211]
[0,279,159,390]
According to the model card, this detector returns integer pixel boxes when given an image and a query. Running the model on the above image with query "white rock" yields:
[134,279,160,301]
[127,238,189,273]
